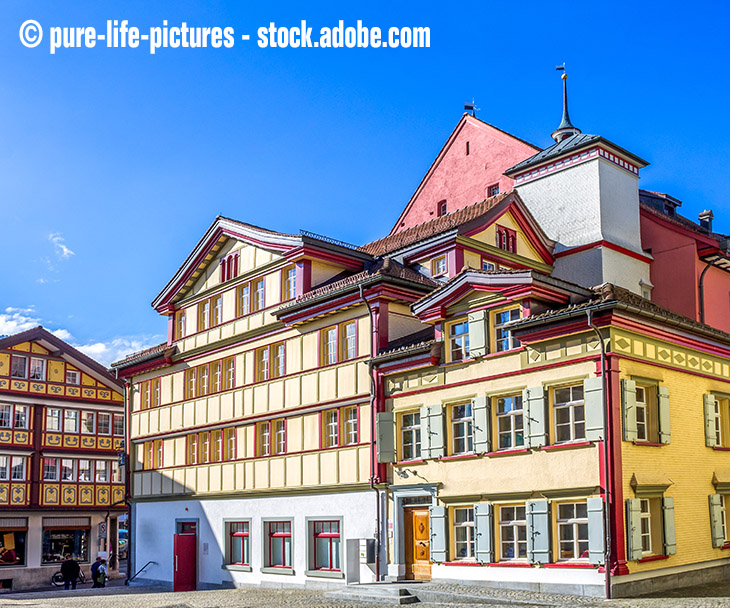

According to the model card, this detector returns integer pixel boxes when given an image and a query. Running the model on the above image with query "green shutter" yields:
[421,404,444,459]
[474,503,493,564]
[662,496,676,555]
[657,385,671,444]
[523,386,546,448]
[526,499,550,563]
[584,377,604,441]
[429,505,447,563]
[473,396,490,453]
[626,498,643,561]
[622,379,638,442]
[704,394,718,448]
[709,494,725,548]
[587,497,605,565]
[375,412,395,463]
[468,309,488,358]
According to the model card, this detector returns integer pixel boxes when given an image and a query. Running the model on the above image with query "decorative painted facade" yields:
[0,327,125,590]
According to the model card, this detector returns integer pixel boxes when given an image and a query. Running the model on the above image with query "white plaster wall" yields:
[552,246,651,294]
[133,490,377,588]
[598,161,643,254]
[552,247,604,289]
[601,247,651,295]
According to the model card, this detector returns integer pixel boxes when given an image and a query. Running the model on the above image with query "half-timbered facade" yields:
[0,327,125,590]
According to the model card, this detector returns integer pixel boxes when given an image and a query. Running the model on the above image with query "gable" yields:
[390,115,539,234]
[467,210,548,266]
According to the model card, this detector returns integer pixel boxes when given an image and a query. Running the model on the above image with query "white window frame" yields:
[499,504,527,561]
[496,395,524,450]
[401,412,421,460]
[553,385,586,444]
[453,507,476,560]
[343,406,358,445]
[448,320,470,362]
[10,356,27,379]
[640,498,652,554]
[451,402,474,455]
[493,307,521,352]
[557,502,589,561]
[43,457,59,481]
[29,358,46,381]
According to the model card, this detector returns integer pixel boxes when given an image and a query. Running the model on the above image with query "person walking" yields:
[96,559,107,588]
[60,554,80,590]
[91,557,103,588]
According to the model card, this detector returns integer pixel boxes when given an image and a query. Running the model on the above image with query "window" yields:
[11,456,25,481]
[257,422,271,457]
[320,321,358,365]
[256,342,286,382]
[453,507,475,560]
[557,502,589,560]
[493,307,521,352]
[437,200,447,217]
[198,295,222,331]
[401,412,421,460]
[97,413,111,435]
[0,456,7,480]
[432,256,447,277]
[151,378,160,407]
[211,430,222,462]
[487,183,500,197]
[111,461,122,483]
[451,402,474,455]
[184,368,196,400]
[254,279,265,312]
[495,394,524,450]
[282,266,297,301]
[465,141,470,156]
[223,427,236,460]
[113,414,124,437]
[197,365,209,397]
[175,309,186,340]
[0,405,11,429]
[273,420,286,454]
[141,381,151,409]
[61,459,75,482]
[220,252,239,282]
[81,412,95,434]
[343,406,358,445]
[312,521,341,571]
[64,410,78,433]
[236,283,251,317]
[212,360,222,392]
[635,384,660,443]
[29,358,46,380]
[554,384,585,443]
[636,385,649,441]
[482,260,496,271]
[267,521,292,568]
[46,408,61,432]
[199,432,210,464]
[143,441,163,470]
[66,369,80,385]
[43,458,59,481]
[186,434,199,465]
[499,505,527,560]
[0,405,27,430]
[0,527,26,565]
[78,460,92,482]
[42,529,88,564]
[323,409,339,448]
[496,225,517,253]
[229,522,250,566]
[10,356,27,379]
[224,357,235,389]
[13,405,28,430]
[640,499,653,554]
[448,319,469,362]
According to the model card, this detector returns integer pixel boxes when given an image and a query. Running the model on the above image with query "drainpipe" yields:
[586,309,612,599]
[116,370,133,585]
[699,261,713,324]
[359,284,381,581]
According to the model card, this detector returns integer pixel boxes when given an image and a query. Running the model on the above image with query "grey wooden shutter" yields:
[474,503,493,564]
[662,496,676,555]
[704,394,718,448]
[526,499,550,563]
[709,494,725,548]
[468,309,488,358]
[421,405,444,459]
[375,412,395,463]
[429,505,448,563]
[523,386,547,448]
[626,498,643,561]
[473,396,490,453]
[586,497,605,565]
[584,377,604,441]
[657,385,671,444]
[622,379,638,442]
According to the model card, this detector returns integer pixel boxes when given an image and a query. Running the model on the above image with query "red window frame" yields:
[267,521,292,568]
[312,520,341,571]
[496,225,517,254]
[229,521,250,566]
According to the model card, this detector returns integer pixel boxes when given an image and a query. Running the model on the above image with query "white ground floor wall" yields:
[132,489,382,589]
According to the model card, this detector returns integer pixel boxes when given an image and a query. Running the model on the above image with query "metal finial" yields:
[464,98,479,118]
[551,64,581,143]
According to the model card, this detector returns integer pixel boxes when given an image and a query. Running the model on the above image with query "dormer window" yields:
[663,203,675,217]
[496,225,517,254]
[432,256,447,277]
[437,200,447,217]
[220,252,239,282]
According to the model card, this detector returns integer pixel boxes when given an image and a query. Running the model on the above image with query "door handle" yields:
[175,555,178,572]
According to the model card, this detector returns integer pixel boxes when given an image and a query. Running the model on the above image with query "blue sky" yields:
[1,1,729,365]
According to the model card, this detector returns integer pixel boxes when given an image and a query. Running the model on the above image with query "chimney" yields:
[699,210,714,232]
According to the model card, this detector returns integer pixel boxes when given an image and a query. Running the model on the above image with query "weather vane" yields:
[463,98,479,118]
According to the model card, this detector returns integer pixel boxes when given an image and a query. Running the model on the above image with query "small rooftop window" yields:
[437,200,447,217]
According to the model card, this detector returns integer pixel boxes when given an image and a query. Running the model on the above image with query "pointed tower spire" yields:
[551,63,581,143]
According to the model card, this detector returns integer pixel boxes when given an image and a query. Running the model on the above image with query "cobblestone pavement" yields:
[0,583,728,608]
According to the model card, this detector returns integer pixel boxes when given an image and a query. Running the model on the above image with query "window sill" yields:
[260,566,295,575]
[395,459,425,466]
[439,453,479,462]
[638,555,669,563]
[483,347,524,359]
[721,543,730,550]
[634,441,664,447]
[543,562,596,569]
[442,561,481,566]
[483,561,531,567]
[305,569,344,579]
[222,564,252,572]
[713,447,730,452]
[540,441,592,452]
[486,448,529,457]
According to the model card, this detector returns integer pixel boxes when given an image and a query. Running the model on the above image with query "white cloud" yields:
[0,307,162,368]
[48,233,75,259]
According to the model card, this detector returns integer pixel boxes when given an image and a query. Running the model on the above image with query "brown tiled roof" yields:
[360,192,512,257]
[277,257,439,314]
[111,342,168,369]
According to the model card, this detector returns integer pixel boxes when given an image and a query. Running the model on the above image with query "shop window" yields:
[447,319,470,362]
[310,520,341,571]
[499,504,527,561]
[494,394,524,450]
[42,529,89,564]
[401,411,421,461]
[0,522,26,566]
[557,502,589,560]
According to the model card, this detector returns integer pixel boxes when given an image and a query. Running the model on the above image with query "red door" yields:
[173,526,196,592]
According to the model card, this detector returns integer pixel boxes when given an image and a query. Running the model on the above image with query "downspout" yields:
[699,261,713,324]
[359,283,381,581]
[116,370,134,586]
[586,309,612,599]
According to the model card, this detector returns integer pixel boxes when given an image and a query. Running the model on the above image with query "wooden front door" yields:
[404,507,431,580]
[173,522,197,592]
